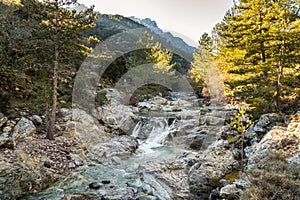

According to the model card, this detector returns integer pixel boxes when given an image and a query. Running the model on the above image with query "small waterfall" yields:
[146,118,176,144]
[132,121,142,138]
[131,117,176,145]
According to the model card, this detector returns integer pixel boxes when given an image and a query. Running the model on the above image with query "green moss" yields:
[227,135,240,143]
[223,170,241,182]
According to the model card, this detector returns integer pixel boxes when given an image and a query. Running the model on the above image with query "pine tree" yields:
[214,0,300,113]
[21,0,98,139]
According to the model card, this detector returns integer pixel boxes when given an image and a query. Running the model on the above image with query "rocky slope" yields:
[0,89,299,199]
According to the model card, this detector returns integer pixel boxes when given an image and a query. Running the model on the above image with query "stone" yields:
[246,123,300,169]
[87,135,138,163]
[101,180,111,184]
[220,184,239,200]
[188,141,239,199]
[68,162,76,169]
[0,136,15,149]
[287,152,300,165]
[189,135,205,150]
[287,121,300,133]
[11,117,36,142]
[233,179,250,189]
[29,115,43,125]
[0,112,7,128]
[254,113,281,133]
[2,126,12,137]
[98,105,137,134]
[43,161,51,168]
[61,193,101,200]
[71,108,109,146]
[89,182,101,189]
[0,161,61,200]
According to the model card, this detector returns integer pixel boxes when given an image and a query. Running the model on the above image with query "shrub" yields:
[241,153,300,200]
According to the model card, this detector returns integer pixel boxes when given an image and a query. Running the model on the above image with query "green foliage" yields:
[241,153,300,200]
[0,0,97,115]
[189,33,213,97]
[0,93,11,114]
[214,0,300,113]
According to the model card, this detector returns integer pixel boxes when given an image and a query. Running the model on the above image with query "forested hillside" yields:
[0,0,192,118]
[191,0,300,117]
[1,0,300,120]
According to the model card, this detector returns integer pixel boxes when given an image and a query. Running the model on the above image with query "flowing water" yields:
[23,115,193,200]
[22,92,227,199]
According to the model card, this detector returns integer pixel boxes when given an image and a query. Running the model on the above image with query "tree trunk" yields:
[47,0,59,140]
[276,64,283,111]
[276,40,285,111]
[259,12,268,77]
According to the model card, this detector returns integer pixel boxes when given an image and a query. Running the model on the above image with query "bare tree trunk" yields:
[48,48,58,140]
[276,40,285,111]
[47,0,59,140]
[259,12,268,77]
[276,64,283,111]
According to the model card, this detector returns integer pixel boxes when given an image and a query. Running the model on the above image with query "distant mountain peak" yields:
[129,16,196,55]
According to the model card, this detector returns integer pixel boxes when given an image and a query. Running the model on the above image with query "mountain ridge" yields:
[129,16,196,55]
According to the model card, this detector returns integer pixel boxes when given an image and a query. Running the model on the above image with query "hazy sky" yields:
[78,0,233,47]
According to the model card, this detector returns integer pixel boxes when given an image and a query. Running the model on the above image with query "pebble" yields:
[89,182,101,189]
[101,180,111,184]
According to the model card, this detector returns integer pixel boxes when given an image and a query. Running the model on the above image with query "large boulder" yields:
[98,105,137,134]
[87,135,138,163]
[58,108,110,146]
[138,152,198,200]
[253,113,282,133]
[29,115,43,125]
[0,161,61,200]
[246,120,300,169]
[188,140,239,199]
[11,117,36,142]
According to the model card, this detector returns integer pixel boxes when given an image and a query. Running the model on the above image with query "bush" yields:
[241,153,300,200]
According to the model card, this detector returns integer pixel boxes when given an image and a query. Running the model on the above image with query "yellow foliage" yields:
[227,107,254,134]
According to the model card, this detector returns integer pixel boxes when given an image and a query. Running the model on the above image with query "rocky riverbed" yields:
[0,88,299,200]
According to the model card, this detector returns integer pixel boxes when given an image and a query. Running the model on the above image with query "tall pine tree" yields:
[215,0,300,114]
[21,0,98,139]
